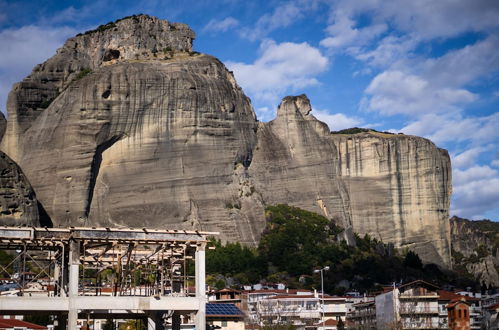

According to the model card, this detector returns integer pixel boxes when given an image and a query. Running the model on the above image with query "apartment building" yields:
[375,280,441,329]
[347,300,376,329]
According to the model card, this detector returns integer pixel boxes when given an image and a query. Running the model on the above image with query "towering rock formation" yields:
[0,15,452,266]
[250,95,452,265]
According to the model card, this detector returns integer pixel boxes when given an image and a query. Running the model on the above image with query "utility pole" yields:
[314,266,330,326]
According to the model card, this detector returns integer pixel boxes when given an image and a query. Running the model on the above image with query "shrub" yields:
[75,68,92,81]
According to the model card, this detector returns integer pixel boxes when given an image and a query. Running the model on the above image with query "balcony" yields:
[400,307,439,315]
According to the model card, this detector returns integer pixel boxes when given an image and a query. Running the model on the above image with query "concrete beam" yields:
[0,296,203,312]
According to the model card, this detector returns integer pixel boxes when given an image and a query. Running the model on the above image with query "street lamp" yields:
[314,266,330,326]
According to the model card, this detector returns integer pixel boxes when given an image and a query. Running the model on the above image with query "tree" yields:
[250,298,298,330]
[206,238,262,281]
[403,251,423,270]
[102,319,115,330]
[24,314,50,326]
[118,319,146,330]
[259,204,342,276]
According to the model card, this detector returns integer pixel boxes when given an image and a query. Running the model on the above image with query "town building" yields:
[206,303,244,330]
[208,289,242,308]
[483,302,499,330]
[375,280,441,329]
[447,298,471,330]
[0,319,47,330]
[438,290,481,329]
[347,300,376,329]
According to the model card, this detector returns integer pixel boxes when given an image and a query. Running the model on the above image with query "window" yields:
[464,309,467,318]
[221,321,227,327]
[458,309,462,318]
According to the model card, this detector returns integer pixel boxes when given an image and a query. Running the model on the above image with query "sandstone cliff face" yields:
[1,14,195,161]
[11,55,258,239]
[0,151,40,226]
[250,95,452,265]
[0,15,452,267]
[332,132,452,266]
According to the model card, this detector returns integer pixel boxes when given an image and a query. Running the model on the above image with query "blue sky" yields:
[1,0,499,220]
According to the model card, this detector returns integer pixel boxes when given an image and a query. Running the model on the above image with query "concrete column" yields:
[68,240,80,330]
[55,313,67,330]
[172,313,181,330]
[195,244,206,330]
[147,311,165,330]
[53,262,60,297]
[147,317,156,330]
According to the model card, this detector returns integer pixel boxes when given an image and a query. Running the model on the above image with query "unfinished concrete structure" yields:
[0,226,215,329]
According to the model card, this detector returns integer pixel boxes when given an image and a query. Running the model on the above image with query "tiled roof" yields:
[438,290,478,302]
[447,298,471,309]
[487,302,499,310]
[268,294,316,300]
[215,288,241,293]
[314,318,338,326]
[0,319,46,329]
[399,280,439,291]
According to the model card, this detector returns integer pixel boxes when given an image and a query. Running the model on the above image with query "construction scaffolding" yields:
[0,226,216,330]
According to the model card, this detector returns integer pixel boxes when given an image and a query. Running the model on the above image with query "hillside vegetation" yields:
[207,205,477,294]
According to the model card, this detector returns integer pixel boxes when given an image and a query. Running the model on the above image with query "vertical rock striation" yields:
[1,14,195,161]
[331,132,452,266]
[250,95,452,265]
[250,95,354,238]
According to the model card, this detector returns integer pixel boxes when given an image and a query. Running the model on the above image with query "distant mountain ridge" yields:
[450,216,499,286]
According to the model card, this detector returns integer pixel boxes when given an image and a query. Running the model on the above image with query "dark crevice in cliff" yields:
[85,134,123,218]
[37,201,53,227]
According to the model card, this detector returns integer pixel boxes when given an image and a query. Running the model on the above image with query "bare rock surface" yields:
[332,131,452,266]
[251,95,452,265]
[450,216,499,286]
[0,151,40,226]
[1,14,195,160]
[0,15,452,266]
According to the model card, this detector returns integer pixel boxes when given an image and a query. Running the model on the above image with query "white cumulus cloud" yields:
[363,71,476,116]
[226,40,328,104]
[203,17,239,33]
[239,1,319,41]
[452,147,489,169]
[400,112,499,145]
[0,25,76,113]
[452,165,499,219]
[313,109,362,131]
[320,0,499,52]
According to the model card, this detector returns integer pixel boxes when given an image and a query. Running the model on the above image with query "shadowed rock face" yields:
[450,216,499,286]
[0,15,452,266]
[0,151,40,226]
[0,112,6,142]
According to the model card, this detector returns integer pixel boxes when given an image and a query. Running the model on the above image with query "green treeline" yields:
[207,204,477,294]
